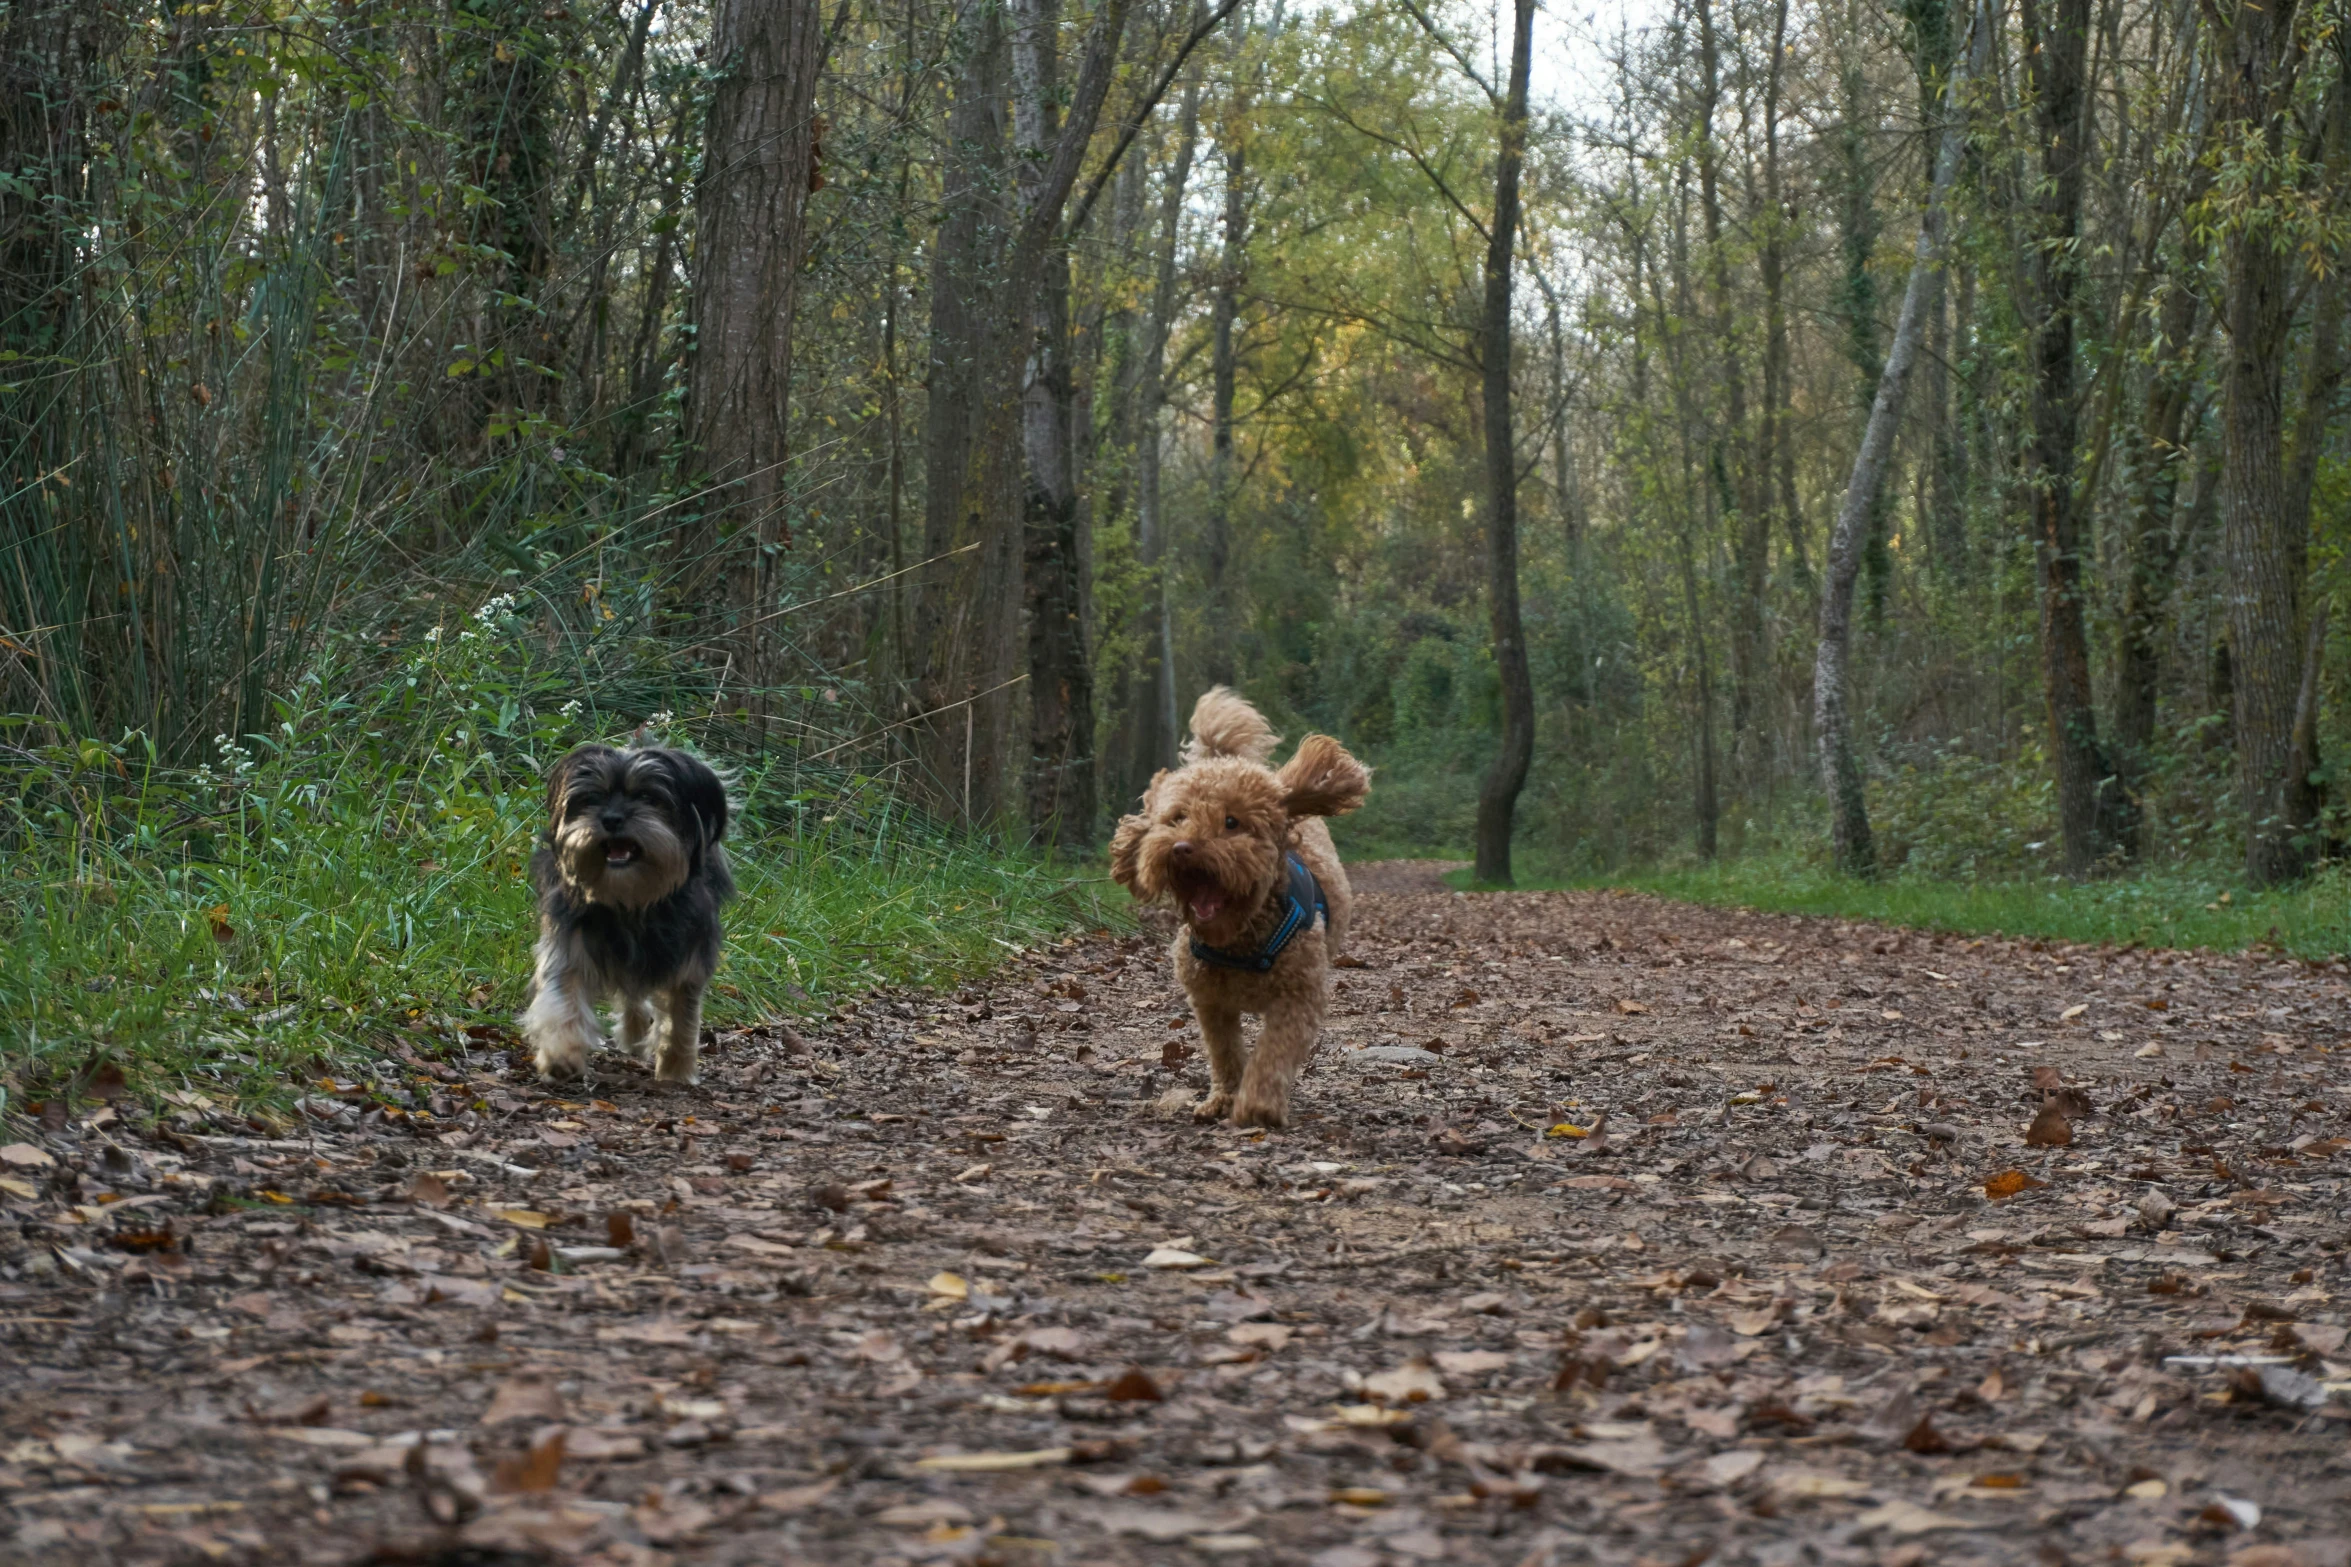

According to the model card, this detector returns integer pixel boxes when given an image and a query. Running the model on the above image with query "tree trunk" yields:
[1695,0,1763,796]
[1814,0,1986,876]
[1658,168,1722,864]
[912,0,1132,826]
[1834,11,1892,624]
[2019,0,2128,874]
[2277,204,2346,859]
[680,0,825,726]
[1203,60,1248,688]
[1472,0,1536,885]
[1017,0,1096,843]
[1761,0,1806,598]
[1125,78,1201,803]
[2213,0,2318,884]
[913,7,1016,820]
[457,0,556,435]
[2111,278,2204,837]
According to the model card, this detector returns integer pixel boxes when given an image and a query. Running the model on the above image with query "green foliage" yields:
[0,602,1122,1107]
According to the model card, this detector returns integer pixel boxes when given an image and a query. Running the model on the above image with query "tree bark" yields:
[1761,0,1806,598]
[2277,216,2346,860]
[1472,0,1536,885]
[912,0,1133,827]
[680,0,826,727]
[2111,277,2204,836]
[913,6,1015,820]
[1018,0,1097,844]
[2212,0,2318,884]
[1814,0,1986,876]
[2018,0,2128,874]
[1203,50,1249,688]
[1695,0,1764,796]
[1658,169,1723,863]
[1124,77,1201,803]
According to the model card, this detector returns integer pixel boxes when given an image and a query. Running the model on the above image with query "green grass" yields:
[1445,854,2351,961]
[0,619,1125,1115]
[0,778,1121,1114]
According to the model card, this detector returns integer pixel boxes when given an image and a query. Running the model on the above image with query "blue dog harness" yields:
[1190,855,1327,974]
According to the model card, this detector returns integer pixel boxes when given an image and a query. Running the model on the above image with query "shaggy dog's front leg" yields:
[521,934,602,1080]
[615,995,659,1064]
[1192,998,1246,1121]
[656,983,705,1085]
[1233,993,1321,1128]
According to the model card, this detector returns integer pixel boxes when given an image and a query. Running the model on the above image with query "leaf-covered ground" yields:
[7,863,2351,1567]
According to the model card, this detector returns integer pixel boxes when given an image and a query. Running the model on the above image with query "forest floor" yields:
[7,862,2351,1567]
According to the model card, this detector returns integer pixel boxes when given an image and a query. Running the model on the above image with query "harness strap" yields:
[1190,855,1327,973]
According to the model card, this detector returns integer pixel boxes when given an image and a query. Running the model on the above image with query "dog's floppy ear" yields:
[656,749,730,861]
[1107,812,1156,898]
[544,746,595,831]
[1277,734,1371,819]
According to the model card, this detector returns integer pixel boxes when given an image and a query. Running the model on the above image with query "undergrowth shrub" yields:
[0,592,1120,1110]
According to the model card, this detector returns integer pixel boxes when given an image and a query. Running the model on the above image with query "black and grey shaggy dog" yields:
[520,743,734,1084]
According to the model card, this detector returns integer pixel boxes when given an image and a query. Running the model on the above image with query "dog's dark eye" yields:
[1225,814,1238,830]
[1172,811,1186,824]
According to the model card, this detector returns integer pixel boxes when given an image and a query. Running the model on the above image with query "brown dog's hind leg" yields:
[1192,998,1246,1121]
[1232,995,1321,1128]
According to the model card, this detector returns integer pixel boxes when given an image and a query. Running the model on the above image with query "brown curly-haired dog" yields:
[1109,689,1371,1128]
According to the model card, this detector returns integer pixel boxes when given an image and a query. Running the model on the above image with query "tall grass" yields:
[0,597,1123,1111]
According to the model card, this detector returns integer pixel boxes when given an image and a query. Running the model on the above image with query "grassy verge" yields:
[1445,857,2351,961]
[1,789,1120,1114]
[0,619,1124,1115]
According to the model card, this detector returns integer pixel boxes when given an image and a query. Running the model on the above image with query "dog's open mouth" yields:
[1171,868,1234,925]
[602,839,640,867]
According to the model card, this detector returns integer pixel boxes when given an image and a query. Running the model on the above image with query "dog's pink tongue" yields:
[1190,892,1226,922]
[607,845,636,865]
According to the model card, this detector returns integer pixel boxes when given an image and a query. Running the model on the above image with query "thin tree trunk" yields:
[1126,77,1201,800]
[1203,52,1249,688]
[1695,0,1762,795]
[1472,0,1536,885]
[2111,278,2204,837]
[1659,168,1722,863]
[2278,204,2347,856]
[1835,7,1893,623]
[1762,0,1806,597]
[680,0,825,728]
[614,104,691,480]
[1815,0,1987,876]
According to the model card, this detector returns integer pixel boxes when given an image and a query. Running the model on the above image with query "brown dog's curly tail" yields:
[1181,686,1280,765]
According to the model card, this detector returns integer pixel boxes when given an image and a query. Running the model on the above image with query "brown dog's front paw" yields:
[1229,1089,1290,1129]
[1192,1089,1235,1122]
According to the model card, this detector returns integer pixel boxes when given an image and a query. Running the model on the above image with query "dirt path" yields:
[8,866,2351,1566]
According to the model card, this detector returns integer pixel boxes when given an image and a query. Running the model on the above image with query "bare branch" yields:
[1065,0,1247,237]
[1396,0,1498,104]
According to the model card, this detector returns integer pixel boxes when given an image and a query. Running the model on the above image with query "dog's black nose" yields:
[1171,840,1194,858]
[600,810,628,832]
